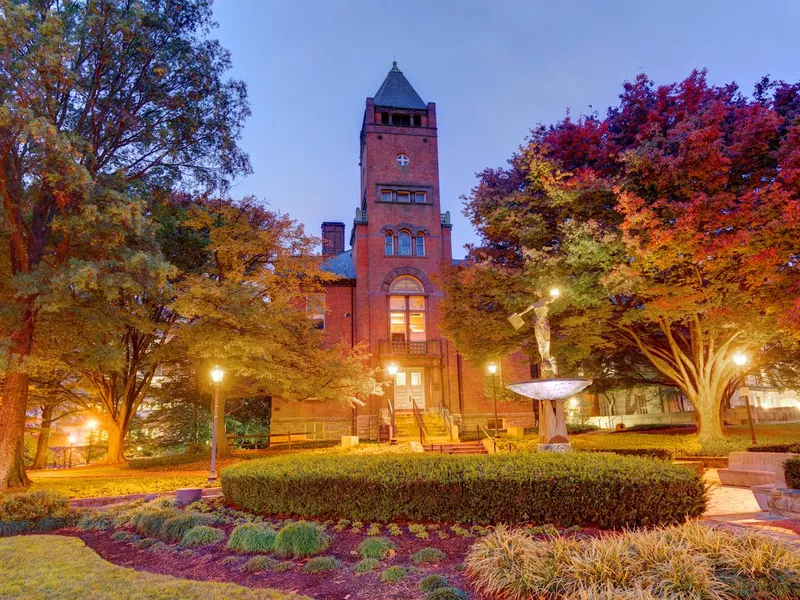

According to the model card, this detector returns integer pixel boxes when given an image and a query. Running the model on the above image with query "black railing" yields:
[411,399,428,445]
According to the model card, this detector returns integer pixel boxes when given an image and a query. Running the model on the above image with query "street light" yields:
[732,352,757,445]
[209,366,224,483]
[488,363,499,437]
[67,433,76,468]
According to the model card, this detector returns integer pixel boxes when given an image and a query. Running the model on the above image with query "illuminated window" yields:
[306,294,325,330]
[388,277,426,342]
[398,231,411,255]
[385,232,394,255]
[389,276,424,294]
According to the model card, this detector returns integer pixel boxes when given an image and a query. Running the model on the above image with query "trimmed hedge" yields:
[786,457,800,490]
[221,453,706,528]
[748,443,800,453]
[0,490,76,537]
[585,448,675,460]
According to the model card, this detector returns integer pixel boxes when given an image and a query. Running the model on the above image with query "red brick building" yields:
[271,63,532,441]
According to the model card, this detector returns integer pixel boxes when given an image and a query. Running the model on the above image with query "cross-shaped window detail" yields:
[396,154,409,167]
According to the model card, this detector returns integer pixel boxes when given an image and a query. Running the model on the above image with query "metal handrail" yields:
[411,399,428,444]
[387,397,396,443]
[478,424,497,453]
[438,401,455,441]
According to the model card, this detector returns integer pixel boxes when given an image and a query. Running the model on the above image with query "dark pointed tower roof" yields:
[373,62,426,110]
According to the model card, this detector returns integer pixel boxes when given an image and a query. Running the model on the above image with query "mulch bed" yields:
[58,527,478,599]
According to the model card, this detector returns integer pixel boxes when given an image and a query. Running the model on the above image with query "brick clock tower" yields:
[271,63,530,441]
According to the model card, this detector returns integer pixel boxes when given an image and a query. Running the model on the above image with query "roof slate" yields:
[373,62,426,110]
[322,249,355,279]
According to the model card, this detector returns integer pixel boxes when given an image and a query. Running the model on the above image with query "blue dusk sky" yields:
[212,0,800,257]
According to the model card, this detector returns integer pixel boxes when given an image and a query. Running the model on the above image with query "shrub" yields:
[567,423,600,434]
[241,556,278,573]
[354,558,381,575]
[424,589,467,600]
[77,511,119,531]
[180,525,225,547]
[419,574,449,592]
[358,537,394,559]
[381,566,409,584]
[221,452,705,528]
[786,457,800,490]
[273,561,294,573]
[302,556,341,573]
[160,512,217,542]
[148,541,171,553]
[134,537,158,549]
[748,443,800,453]
[411,547,447,565]
[585,448,674,460]
[0,490,72,522]
[227,522,277,553]
[466,522,800,600]
[273,521,330,558]
[221,555,243,566]
[130,507,179,538]
[111,531,131,541]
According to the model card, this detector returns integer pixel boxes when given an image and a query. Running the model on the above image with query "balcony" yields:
[380,339,441,356]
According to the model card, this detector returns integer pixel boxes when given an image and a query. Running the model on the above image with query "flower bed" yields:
[221,453,706,528]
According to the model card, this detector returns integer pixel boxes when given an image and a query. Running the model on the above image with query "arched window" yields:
[384,232,394,255]
[415,233,425,256]
[389,276,425,342]
[398,231,411,256]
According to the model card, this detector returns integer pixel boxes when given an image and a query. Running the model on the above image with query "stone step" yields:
[423,441,488,455]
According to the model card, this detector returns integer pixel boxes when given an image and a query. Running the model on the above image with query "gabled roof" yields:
[373,62,426,110]
[322,249,355,279]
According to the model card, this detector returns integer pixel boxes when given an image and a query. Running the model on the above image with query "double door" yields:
[393,368,425,410]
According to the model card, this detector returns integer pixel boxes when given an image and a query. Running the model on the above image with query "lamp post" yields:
[67,433,76,468]
[488,363,499,437]
[209,366,224,483]
[86,419,98,465]
[733,352,757,446]
[387,363,398,444]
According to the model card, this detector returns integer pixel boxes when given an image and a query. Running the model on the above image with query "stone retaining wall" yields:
[767,487,800,519]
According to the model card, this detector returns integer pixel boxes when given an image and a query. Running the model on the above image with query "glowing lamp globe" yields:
[387,363,398,376]
[487,363,498,375]
[210,366,224,384]
[732,352,748,367]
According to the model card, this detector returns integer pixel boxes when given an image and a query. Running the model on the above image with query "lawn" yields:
[0,535,309,600]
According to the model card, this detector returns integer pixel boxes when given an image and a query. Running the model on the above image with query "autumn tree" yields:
[0,0,250,488]
[443,71,800,441]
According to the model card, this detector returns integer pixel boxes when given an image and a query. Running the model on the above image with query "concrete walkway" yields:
[702,469,800,544]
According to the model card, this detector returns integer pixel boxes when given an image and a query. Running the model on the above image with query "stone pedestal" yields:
[176,488,203,505]
[340,435,359,448]
[537,443,572,453]
[539,399,570,446]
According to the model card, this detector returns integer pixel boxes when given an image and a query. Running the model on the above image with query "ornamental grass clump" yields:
[179,525,225,547]
[466,522,800,600]
[381,566,409,584]
[302,556,340,573]
[424,588,468,600]
[130,507,179,538]
[358,537,395,559]
[273,521,330,558]
[419,574,449,592]
[354,558,381,575]
[159,512,217,543]
[242,556,279,573]
[227,522,277,553]
[411,547,447,565]
[221,452,705,527]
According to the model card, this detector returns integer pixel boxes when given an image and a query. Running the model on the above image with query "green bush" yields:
[160,512,217,542]
[358,536,394,559]
[567,423,600,434]
[585,448,674,460]
[273,521,330,558]
[302,556,340,573]
[273,561,294,572]
[241,556,278,573]
[130,507,179,538]
[221,453,706,528]
[0,490,72,522]
[180,525,225,547]
[354,558,381,575]
[77,512,119,531]
[411,547,447,565]
[749,443,800,453]
[419,574,449,592]
[380,566,408,584]
[227,522,277,553]
[466,522,800,600]
[424,588,467,600]
[786,457,800,490]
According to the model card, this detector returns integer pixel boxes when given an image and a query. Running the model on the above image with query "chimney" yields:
[321,222,345,256]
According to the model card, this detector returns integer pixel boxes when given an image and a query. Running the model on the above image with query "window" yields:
[381,190,393,203]
[390,276,424,294]
[396,154,410,167]
[384,232,394,255]
[381,112,390,124]
[396,191,411,203]
[415,234,425,256]
[414,191,426,203]
[398,231,411,256]
[413,115,422,127]
[306,294,325,330]
[392,114,411,126]
[388,284,426,342]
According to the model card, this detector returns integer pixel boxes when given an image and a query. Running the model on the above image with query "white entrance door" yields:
[394,369,425,410]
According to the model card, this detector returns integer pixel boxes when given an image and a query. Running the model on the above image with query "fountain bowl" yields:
[506,378,592,401]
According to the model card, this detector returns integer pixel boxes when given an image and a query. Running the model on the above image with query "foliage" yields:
[354,558,381,575]
[227,522,277,553]
[180,525,225,547]
[424,588,468,600]
[441,71,800,442]
[786,457,800,490]
[0,535,307,599]
[419,574,450,592]
[411,547,447,565]
[566,423,600,434]
[29,471,208,499]
[358,537,395,559]
[586,448,674,460]
[159,512,217,543]
[301,556,341,574]
[748,443,800,453]
[221,453,706,528]
[468,522,800,600]
[273,521,331,558]
[242,556,279,574]
[130,508,180,539]
[0,490,72,522]
[380,566,409,584]
[273,561,295,573]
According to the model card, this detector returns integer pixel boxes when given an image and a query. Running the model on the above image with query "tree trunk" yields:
[103,421,128,465]
[691,387,725,442]
[0,371,33,490]
[32,404,55,470]
[216,394,231,458]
